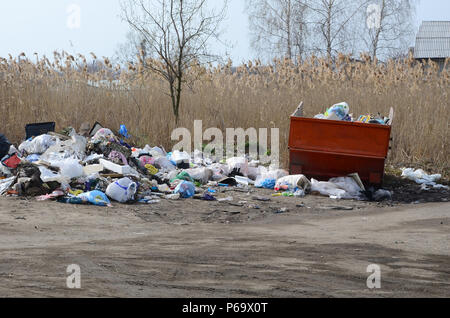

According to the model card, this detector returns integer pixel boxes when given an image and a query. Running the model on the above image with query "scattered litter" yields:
[174,181,196,199]
[252,196,271,202]
[0,177,16,195]
[0,120,446,214]
[106,178,137,203]
[372,189,393,201]
[319,206,354,211]
[78,190,112,207]
[401,168,449,190]
[274,207,289,214]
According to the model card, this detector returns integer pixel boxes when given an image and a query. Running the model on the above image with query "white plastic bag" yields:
[106,178,137,203]
[254,167,288,186]
[40,135,87,162]
[276,175,311,191]
[38,166,62,183]
[143,145,166,158]
[227,157,249,177]
[311,179,347,199]
[57,159,84,180]
[401,168,442,185]
[154,157,176,171]
[311,177,363,200]
[0,165,13,178]
[0,176,16,195]
[19,135,57,154]
[184,168,213,184]
[328,177,363,199]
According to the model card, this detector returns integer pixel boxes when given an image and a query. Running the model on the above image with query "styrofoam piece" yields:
[99,159,138,176]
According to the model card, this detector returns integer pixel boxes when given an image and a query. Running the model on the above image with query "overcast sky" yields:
[0,0,449,63]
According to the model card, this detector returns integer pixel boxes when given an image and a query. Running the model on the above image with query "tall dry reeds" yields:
[1,52,449,176]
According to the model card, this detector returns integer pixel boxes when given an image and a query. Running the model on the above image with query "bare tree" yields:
[114,30,150,65]
[361,0,416,60]
[305,0,370,59]
[121,0,227,123]
[246,0,308,61]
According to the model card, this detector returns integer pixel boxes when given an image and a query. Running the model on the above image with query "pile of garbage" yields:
[314,102,391,125]
[1,125,437,207]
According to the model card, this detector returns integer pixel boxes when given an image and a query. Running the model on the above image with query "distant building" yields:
[414,21,450,70]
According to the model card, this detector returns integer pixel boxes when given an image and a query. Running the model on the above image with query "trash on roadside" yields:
[78,190,112,207]
[311,175,365,200]
[106,177,137,203]
[1,117,445,213]
[401,168,449,190]
[174,181,196,199]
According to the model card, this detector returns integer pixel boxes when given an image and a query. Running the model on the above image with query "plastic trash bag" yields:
[184,168,213,184]
[324,102,349,120]
[0,176,16,195]
[154,157,176,171]
[311,177,364,200]
[328,177,363,199]
[227,157,249,177]
[173,181,196,199]
[119,124,130,139]
[0,164,13,178]
[2,154,21,169]
[92,128,115,142]
[254,167,288,188]
[106,177,137,203]
[78,190,111,207]
[311,179,347,199]
[255,178,276,189]
[40,135,87,162]
[18,134,57,155]
[0,134,11,160]
[401,168,442,185]
[57,158,84,180]
[26,154,41,163]
[38,166,63,183]
[275,175,311,192]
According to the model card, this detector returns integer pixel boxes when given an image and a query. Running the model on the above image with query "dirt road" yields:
[0,192,449,298]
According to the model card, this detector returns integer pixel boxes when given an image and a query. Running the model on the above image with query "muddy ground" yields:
[0,178,449,298]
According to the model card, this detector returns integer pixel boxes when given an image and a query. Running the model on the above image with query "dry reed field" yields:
[1,52,449,176]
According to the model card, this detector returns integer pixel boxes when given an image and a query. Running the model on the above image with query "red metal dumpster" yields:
[289,103,393,186]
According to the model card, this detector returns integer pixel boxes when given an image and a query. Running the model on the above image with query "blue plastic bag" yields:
[174,181,196,199]
[255,178,276,189]
[119,124,130,139]
[78,190,111,207]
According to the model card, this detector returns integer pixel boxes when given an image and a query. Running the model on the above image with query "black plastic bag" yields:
[0,134,11,159]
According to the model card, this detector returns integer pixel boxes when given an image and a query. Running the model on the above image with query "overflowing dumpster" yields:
[289,102,393,186]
